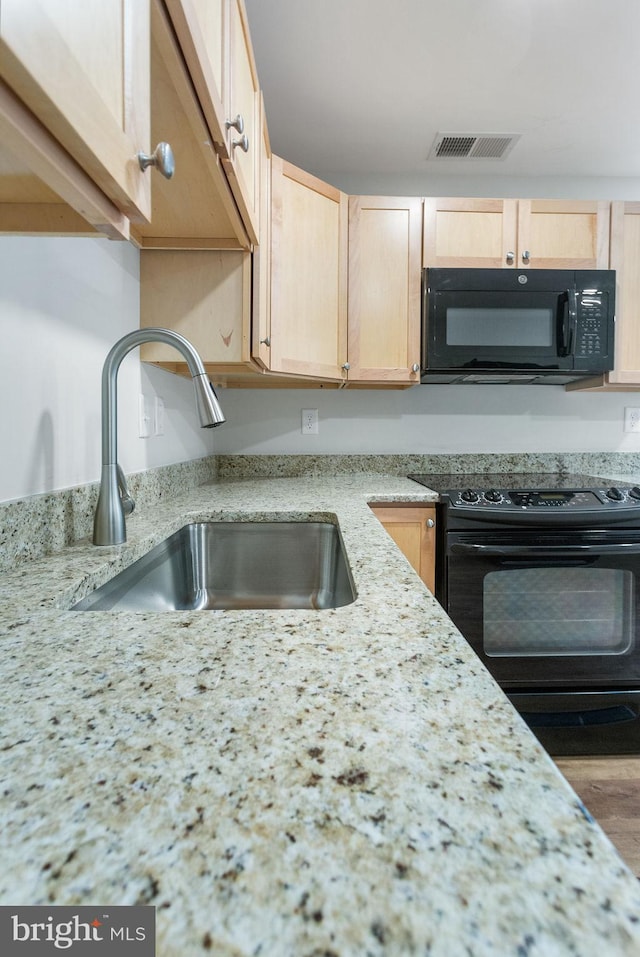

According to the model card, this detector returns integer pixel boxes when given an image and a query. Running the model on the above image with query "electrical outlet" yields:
[138,393,152,438]
[154,396,165,436]
[624,407,640,433]
[301,408,319,434]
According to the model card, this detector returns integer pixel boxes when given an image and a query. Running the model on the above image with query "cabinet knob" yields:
[522,249,531,263]
[506,250,515,264]
[426,518,435,528]
[260,337,271,347]
[225,114,245,135]
[137,142,175,179]
[342,362,350,371]
[411,363,420,373]
[232,134,250,153]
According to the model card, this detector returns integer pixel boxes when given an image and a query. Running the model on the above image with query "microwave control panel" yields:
[576,293,608,358]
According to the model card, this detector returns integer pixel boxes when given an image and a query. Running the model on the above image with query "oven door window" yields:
[484,566,634,657]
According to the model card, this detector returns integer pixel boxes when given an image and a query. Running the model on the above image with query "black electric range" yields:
[407,471,640,755]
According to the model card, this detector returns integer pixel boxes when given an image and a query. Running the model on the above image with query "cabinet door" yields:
[423,197,517,268]
[369,504,436,593]
[517,200,610,269]
[564,201,640,393]
[604,202,640,387]
[165,0,260,244]
[0,0,151,224]
[269,156,348,381]
[135,0,249,250]
[220,0,260,243]
[252,95,272,369]
[348,197,422,383]
[609,202,640,384]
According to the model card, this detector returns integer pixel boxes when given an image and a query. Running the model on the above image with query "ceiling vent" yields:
[428,132,521,161]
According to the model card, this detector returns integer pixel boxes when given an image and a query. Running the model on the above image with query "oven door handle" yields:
[450,543,640,557]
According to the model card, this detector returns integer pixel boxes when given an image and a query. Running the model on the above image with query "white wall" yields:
[325,173,640,201]
[214,385,640,455]
[0,237,215,504]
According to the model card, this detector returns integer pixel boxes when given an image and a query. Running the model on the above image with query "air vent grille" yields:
[429,133,521,161]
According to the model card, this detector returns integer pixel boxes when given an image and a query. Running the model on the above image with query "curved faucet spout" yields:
[93,327,225,546]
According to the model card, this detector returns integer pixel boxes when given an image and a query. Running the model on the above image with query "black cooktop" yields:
[408,472,616,493]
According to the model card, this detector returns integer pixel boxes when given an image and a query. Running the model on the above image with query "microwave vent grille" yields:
[429,133,521,161]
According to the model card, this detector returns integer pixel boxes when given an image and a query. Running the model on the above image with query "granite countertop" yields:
[2,473,640,956]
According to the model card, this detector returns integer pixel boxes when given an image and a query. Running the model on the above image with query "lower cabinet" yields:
[369,503,436,593]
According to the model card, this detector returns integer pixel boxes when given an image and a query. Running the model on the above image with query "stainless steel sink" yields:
[73,521,356,611]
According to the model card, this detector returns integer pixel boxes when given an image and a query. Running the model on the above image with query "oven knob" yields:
[460,488,480,503]
[484,489,502,502]
[606,486,624,501]
[629,486,640,500]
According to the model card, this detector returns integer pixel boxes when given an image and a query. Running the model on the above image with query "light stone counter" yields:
[1,474,640,956]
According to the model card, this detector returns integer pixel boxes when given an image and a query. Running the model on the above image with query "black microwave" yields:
[421,267,616,384]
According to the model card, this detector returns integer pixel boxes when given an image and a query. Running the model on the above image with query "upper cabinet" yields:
[569,202,640,392]
[164,0,261,244]
[609,202,640,387]
[517,200,610,270]
[423,198,517,268]
[134,0,250,250]
[266,156,348,382]
[0,0,152,236]
[347,196,422,384]
[423,198,610,270]
[0,0,259,245]
[258,164,421,386]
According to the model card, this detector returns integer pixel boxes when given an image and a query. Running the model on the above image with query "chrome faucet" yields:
[93,327,225,546]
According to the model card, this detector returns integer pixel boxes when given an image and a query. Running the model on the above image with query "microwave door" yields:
[429,290,571,371]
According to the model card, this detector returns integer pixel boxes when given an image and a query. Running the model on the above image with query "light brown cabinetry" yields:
[164,0,260,244]
[569,201,640,392]
[260,179,422,386]
[423,198,517,268]
[0,0,151,239]
[369,503,436,593]
[424,197,610,270]
[139,248,256,377]
[252,96,272,370]
[267,155,348,382]
[135,0,249,250]
[347,196,422,384]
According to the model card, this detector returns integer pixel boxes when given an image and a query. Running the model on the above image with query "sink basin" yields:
[73,521,356,611]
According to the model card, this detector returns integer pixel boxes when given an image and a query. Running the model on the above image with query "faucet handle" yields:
[117,465,135,516]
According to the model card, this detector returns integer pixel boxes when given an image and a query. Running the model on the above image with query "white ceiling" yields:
[244,0,640,190]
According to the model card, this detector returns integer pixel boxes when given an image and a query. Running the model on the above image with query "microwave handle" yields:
[558,289,578,357]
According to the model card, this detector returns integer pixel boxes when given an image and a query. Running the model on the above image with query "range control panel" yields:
[446,486,640,511]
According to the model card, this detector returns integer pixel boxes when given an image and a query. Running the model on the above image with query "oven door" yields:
[444,529,640,688]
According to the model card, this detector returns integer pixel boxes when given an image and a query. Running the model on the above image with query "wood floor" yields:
[555,756,640,877]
